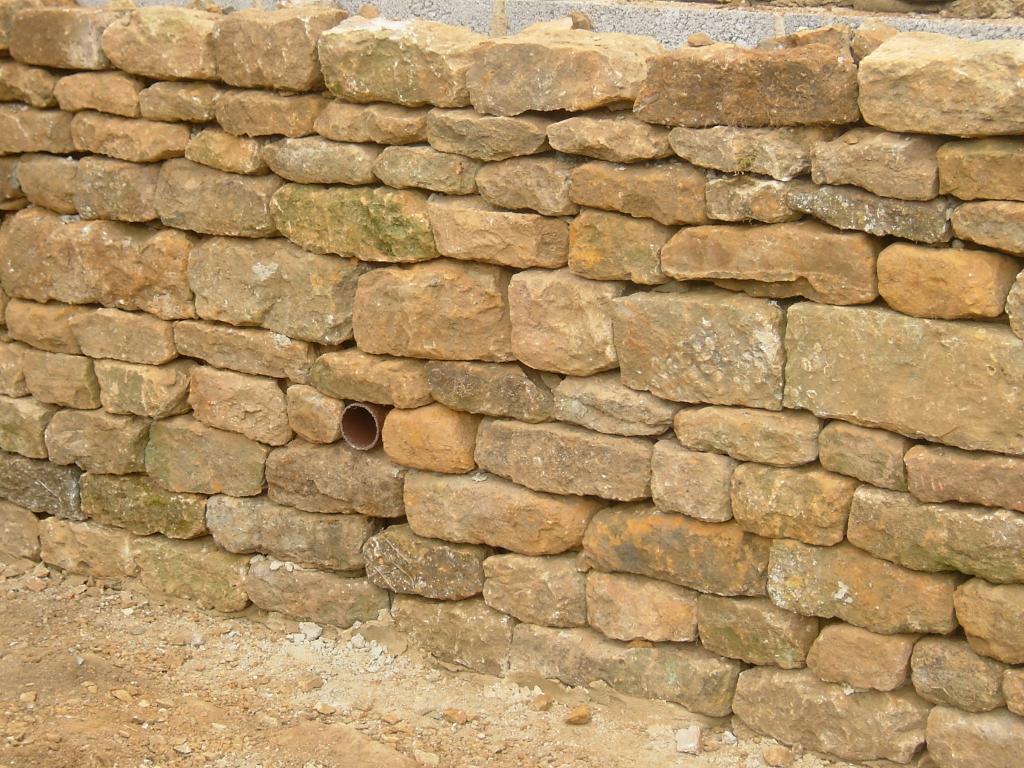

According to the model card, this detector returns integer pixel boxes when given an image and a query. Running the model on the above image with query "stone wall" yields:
[1,5,1023,766]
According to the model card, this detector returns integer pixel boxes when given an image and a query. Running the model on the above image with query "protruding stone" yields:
[669,126,838,181]
[811,128,942,201]
[71,112,189,164]
[613,289,785,409]
[805,624,916,691]
[911,637,1006,712]
[510,624,740,717]
[39,518,135,578]
[468,28,662,116]
[381,403,480,473]
[818,421,910,491]
[547,114,671,163]
[926,706,1024,768]
[381,605,508,691]
[509,269,624,376]
[636,39,858,127]
[44,409,149,474]
[188,237,365,345]
[146,415,269,497]
[354,260,513,362]
[704,176,803,224]
[586,571,698,642]
[0,395,55,459]
[22,349,100,409]
[314,101,429,145]
[954,579,1024,664]
[859,33,1024,136]
[662,221,880,305]
[207,494,377,573]
[264,138,380,186]
[404,469,600,556]
[426,108,550,161]
[14,154,77,214]
[651,441,734,522]
[427,195,568,269]
[133,535,249,612]
[938,138,1024,202]
[189,367,291,447]
[100,7,218,81]
[0,105,73,154]
[363,523,488,599]
[732,668,929,764]
[951,201,1024,256]
[569,160,707,225]
[476,419,651,501]
[0,500,39,559]
[185,128,268,175]
[72,156,159,223]
[483,553,586,627]
[568,208,670,285]
[265,438,405,518]
[768,540,960,634]
[54,71,143,118]
[585,505,769,596]
[95,360,195,419]
[905,445,1024,513]
[215,90,325,138]
[139,81,224,123]
[319,18,485,108]
[245,558,388,627]
[270,183,438,263]
[424,361,553,423]
[286,385,343,445]
[0,450,80,519]
[698,595,819,669]
[310,350,430,409]
[10,7,123,70]
[81,473,207,539]
[212,8,347,92]
[173,321,315,383]
[784,304,1024,455]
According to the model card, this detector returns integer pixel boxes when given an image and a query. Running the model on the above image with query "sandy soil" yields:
[0,554,856,768]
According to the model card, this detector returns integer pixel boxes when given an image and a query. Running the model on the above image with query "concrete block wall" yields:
[0,4,1023,766]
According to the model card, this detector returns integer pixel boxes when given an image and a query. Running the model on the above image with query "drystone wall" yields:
[0,4,1023,766]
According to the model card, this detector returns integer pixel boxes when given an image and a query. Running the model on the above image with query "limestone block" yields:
[703,176,804,224]
[0,450,80,519]
[697,595,819,669]
[0,105,73,154]
[215,90,326,138]
[951,201,1024,255]
[22,349,99,409]
[5,299,89,354]
[954,579,1024,664]
[309,349,430,409]
[0,394,55,458]
[94,359,195,419]
[483,553,586,627]
[381,403,480,474]
[81,473,206,539]
[905,445,1024,513]
[586,571,698,643]
[938,138,1024,202]
[44,409,149,474]
[818,420,911,491]
[71,112,189,164]
[10,7,122,70]
[15,154,77,214]
[568,208,670,285]
[0,341,28,398]
[39,518,136,578]
[72,156,160,223]
[363,523,488,600]
[546,114,671,163]
[285,385,343,445]
[263,138,380,186]
[569,159,707,225]
[552,372,675,437]
[475,155,578,216]
[100,8,218,81]
[0,60,57,108]
[185,129,268,176]
[806,624,916,691]
[669,125,838,180]
[314,102,428,145]
[426,108,550,161]
[911,637,1006,712]
[811,128,943,201]
[173,321,315,383]
[139,82,224,124]
[424,361,553,423]
[54,71,143,118]
[651,441,734,521]
[372,145,479,195]
[0,499,39,559]
[188,367,291,447]
[133,535,249,612]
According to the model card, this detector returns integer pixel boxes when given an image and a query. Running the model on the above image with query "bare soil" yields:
[0,554,854,768]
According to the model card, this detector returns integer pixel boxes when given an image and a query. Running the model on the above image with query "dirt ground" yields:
[0,554,857,768]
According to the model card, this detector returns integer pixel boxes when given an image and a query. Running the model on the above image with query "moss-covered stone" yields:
[81,473,207,539]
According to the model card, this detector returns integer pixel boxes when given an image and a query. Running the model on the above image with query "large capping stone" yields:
[767,539,961,634]
[270,184,438,263]
[955,579,1024,664]
[586,571,698,643]
[393,594,514,676]
[661,221,881,305]
[568,208,671,286]
[44,409,149,475]
[139,81,224,123]
[188,366,292,447]
[811,128,943,201]
[475,418,652,501]
[938,138,1024,202]
[10,8,123,70]
[0,105,74,155]
[132,535,249,612]
[848,486,1024,584]
[926,706,1024,768]
[212,8,347,92]
[264,138,380,186]
[0,210,196,320]
[72,156,160,223]
[214,90,326,139]
[425,108,551,161]
[309,349,431,409]
[265,438,406,518]
[509,624,741,717]
[546,114,671,163]
[859,33,1024,136]
[71,112,190,164]
[905,445,1024,513]
[612,289,785,410]
[0,59,58,109]
[245,557,388,627]
[667,125,838,181]
[403,469,600,556]
[584,504,770,596]
[552,372,676,437]
[188,236,366,345]
[636,38,858,127]
[172,321,315,383]
[697,595,819,669]
[911,636,1007,712]
[783,304,1024,456]
[314,102,429,145]
[508,268,624,376]
[806,623,916,692]
[95,359,195,419]
[569,159,708,226]
[81,473,207,539]
[0,394,55,459]
[0,499,40,559]
[54,71,144,118]
[39,518,136,579]
[145,415,269,497]
[207,494,378,573]
[651,440,735,522]
[353,260,514,362]
[318,17,485,108]
[424,361,553,423]
[818,420,911,491]
[483,553,586,627]
[672,406,820,467]
[467,29,662,116]
[732,668,929,764]
[156,158,282,238]
[951,201,1024,256]
[381,403,480,474]
[731,463,858,546]
[0,449,81,519]
[427,195,569,269]
[100,8,218,81]
[363,523,488,600]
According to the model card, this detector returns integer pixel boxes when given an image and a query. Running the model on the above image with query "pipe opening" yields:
[341,402,389,451]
